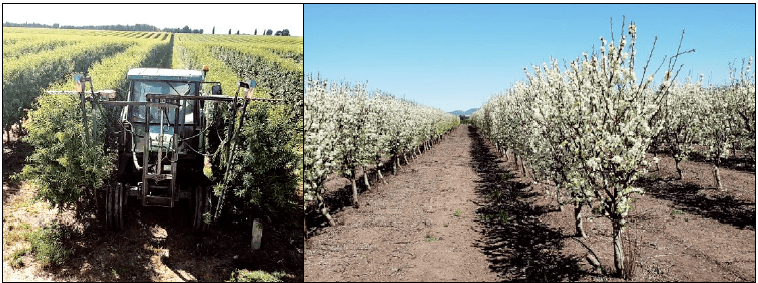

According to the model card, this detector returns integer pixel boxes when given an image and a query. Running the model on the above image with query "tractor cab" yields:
[118,68,214,210]
[123,68,204,156]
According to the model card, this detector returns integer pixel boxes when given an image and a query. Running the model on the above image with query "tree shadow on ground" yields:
[638,178,756,231]
[2,139,34,204]
[686,151,756,174]
[35,199,303,282]
[305,159,401,237]
[467,127,592,282]
[37,204,164,282]
[304,178,365,237]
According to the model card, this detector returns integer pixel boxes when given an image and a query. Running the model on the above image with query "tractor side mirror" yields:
[75,75,92,93]
[211,84,222,95]
[74,74,83,92]
[244,79,256,99]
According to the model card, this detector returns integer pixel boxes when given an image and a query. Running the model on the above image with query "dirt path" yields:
[305,125,499,281]
[305,124,755,282]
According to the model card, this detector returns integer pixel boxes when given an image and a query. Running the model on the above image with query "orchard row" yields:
[304,76,460,226]
[5,26,304,224]
[470,21,755,277]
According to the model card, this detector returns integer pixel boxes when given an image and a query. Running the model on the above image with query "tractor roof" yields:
[127,68,204,82]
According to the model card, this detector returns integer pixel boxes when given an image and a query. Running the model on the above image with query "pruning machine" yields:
[48,67,282,232]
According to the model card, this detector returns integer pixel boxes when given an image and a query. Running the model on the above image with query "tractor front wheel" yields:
[106,182,125,230]
[192,186,210,234]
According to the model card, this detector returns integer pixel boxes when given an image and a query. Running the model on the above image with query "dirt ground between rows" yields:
[2,136,304,282]
[304,124,755,282]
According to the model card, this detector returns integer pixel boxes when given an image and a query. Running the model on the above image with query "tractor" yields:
[49,66,281,232]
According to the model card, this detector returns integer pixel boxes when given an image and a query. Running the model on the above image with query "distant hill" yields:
[449,108,479,116]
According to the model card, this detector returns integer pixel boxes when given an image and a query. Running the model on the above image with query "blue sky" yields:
[305,4,755,112]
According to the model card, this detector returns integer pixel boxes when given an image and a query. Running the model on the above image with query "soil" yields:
[304,124,755,282]
[2,136,304,282]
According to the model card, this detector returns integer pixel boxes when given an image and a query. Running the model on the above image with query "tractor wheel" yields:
[106,182,125,230]
[192,186,210,233]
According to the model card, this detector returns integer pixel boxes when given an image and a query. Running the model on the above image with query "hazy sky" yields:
[305,4,756,112]
[2,3,303,36]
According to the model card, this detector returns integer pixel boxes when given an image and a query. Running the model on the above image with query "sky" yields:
[2,3,303,36]
[305,4,756,113]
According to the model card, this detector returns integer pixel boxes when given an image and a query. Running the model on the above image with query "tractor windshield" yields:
[129,81,197,124]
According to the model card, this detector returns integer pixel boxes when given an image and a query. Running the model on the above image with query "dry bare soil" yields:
[2,136,304,282]
[304,124,755,282]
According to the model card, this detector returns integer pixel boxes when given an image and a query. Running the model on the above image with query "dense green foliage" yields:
[173,34,303,221]
[2,38,78,59]
[19,94,113,209]
[227,269,286,282]
[24,222,73,267]
[17,30,172,210]
[210,104,301,218]
[210,43,304,149]
[2,39,133,132]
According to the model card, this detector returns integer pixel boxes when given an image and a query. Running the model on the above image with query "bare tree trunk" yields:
[654,152,660,171]
[304,200,308,236]
[321,207,336,226]
[732,142,739,158]
[351,177,359,208]
[520,156,527,177]
[675,158,684,180]
[377,167,386,184]
[362,166,371,191]
[714,164,723,190]
[393,154,399,175]
[316,193,336,227]
[575,201,587,238]
[403,152,409,165]
[612,215,626,277]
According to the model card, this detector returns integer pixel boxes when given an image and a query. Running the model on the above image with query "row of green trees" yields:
[3,22,292,36]
[211,27,291,36]
[173,38,303,224]
[2,32,167,139]
[3,22,163,32]
[18,36,173,211]
[14,27,303,229]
